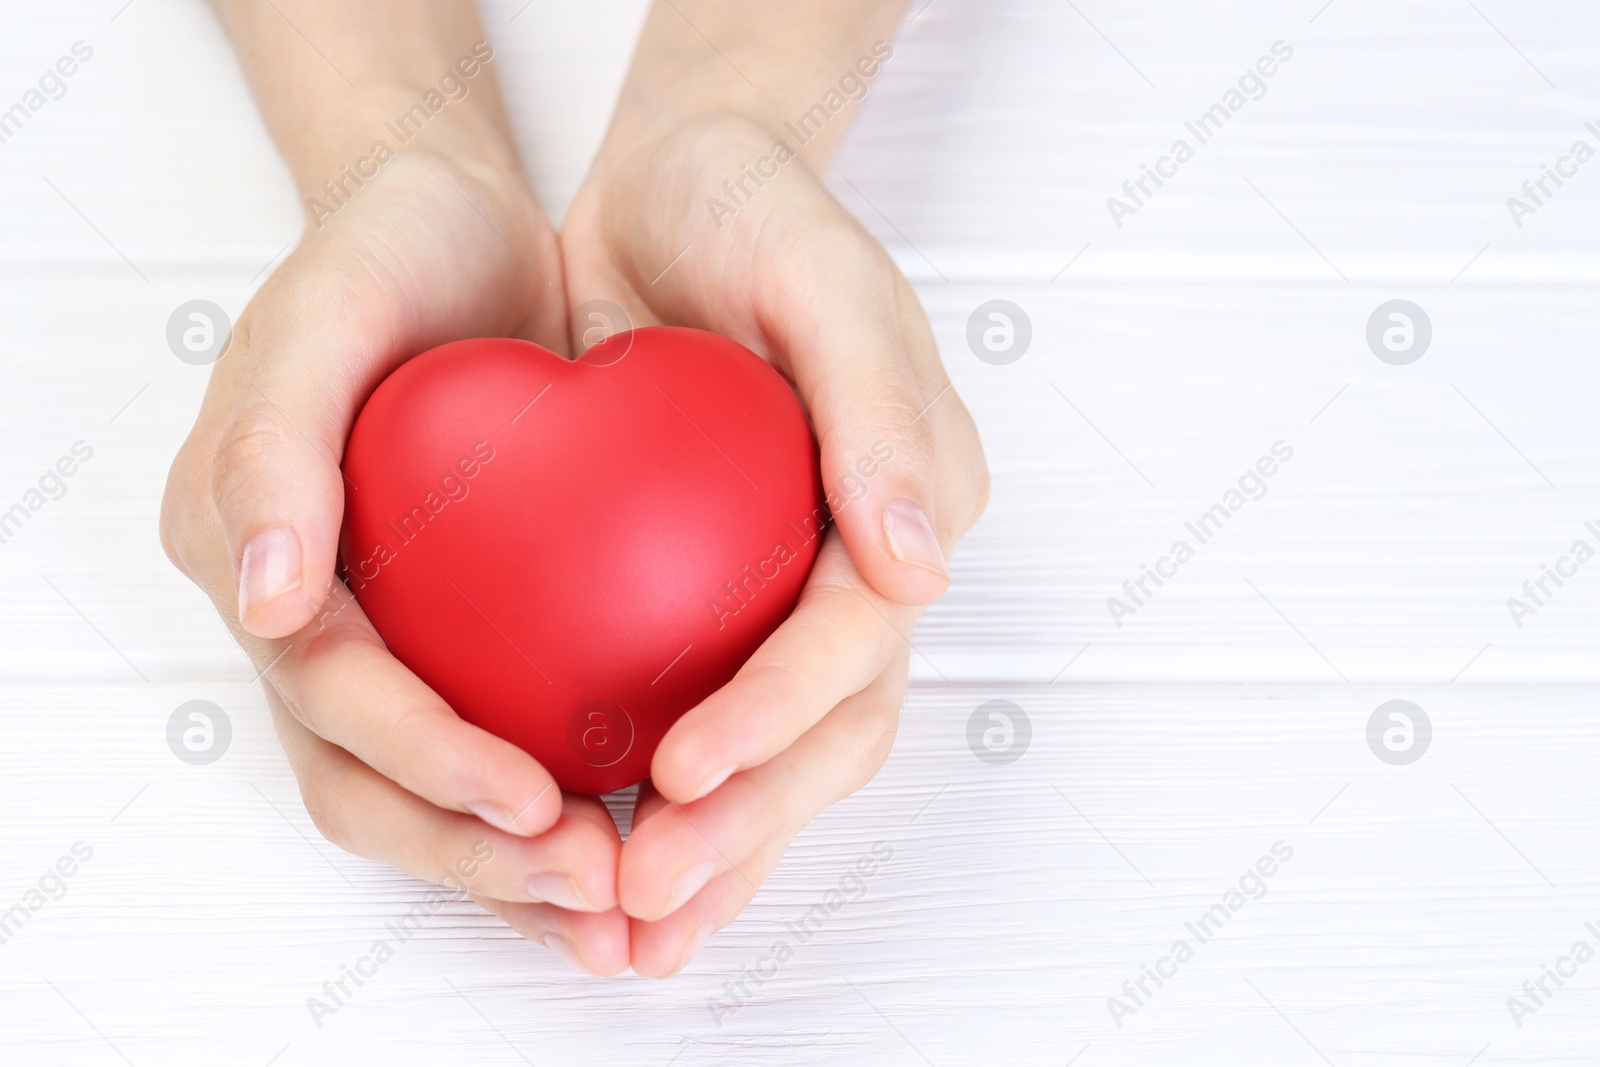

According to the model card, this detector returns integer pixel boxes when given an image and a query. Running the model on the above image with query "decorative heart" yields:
[339,327,824,794]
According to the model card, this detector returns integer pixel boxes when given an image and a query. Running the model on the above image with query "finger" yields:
[206,357,346,640]
[756,214,949,608]
[650,532,909,803]
[266,582,565,837]
[890,270,991,538]
[172,402,567,839]
[629,835,788,979]
[619,655,907,922]
[473,895,632,977]
[266,687,619,912]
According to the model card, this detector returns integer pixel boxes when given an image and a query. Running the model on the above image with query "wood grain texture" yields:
[2,1,1598,1064]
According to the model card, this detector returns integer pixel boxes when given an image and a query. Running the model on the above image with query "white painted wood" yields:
[2,0,1598,1063]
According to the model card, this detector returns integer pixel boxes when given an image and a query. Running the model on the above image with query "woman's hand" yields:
[162,1,630,975]
[562,106,989,975]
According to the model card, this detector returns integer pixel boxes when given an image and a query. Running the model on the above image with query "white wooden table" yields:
[3,1,1598,1063]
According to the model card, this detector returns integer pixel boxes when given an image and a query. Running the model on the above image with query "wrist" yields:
[592,11,899,179]
[208,1,523,213]
[286,54,521,212]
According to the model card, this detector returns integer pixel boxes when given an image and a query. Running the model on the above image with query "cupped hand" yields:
[160,149,629,975]
[560,113,990,975]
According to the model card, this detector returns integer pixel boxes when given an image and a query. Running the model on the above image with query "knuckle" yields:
[296,604,368,662]
[796,577,902,667]
[952,401,992,529]
[299,775,354,851]
[158,435,216,578]
[874,398,934,457]
[740,659,811,703]
[797,571,870,619]
[156,485,192,578]
[858,720,899,779]
[859,393,924,437]
[814,391,933,480]
[277,689,325,740]
[156,502,183,574]
[210,406,292,512]
[852,679,907,788]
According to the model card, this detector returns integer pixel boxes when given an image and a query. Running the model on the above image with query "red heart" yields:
[339,328,824,794]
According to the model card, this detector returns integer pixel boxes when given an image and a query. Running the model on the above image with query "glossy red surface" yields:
[340,328,824,794]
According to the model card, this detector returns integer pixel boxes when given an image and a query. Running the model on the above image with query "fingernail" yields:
[691,764,739,802]
[662,861,716,917]
[526,871,595,912]
[674,923,716,975]
[542,932,584,970]
[882,500,947,579]
[238,526,302,621]
[465,801,525,837]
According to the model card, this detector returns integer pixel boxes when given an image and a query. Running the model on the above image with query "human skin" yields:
[161,0,987,977]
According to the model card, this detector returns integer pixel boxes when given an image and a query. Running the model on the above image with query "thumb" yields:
[206,252,397,640]
[762,233,949,607]
[212,370,349,640]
